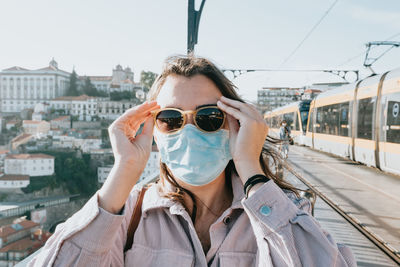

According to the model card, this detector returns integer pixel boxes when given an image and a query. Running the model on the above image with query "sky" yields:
[0,0,399,101]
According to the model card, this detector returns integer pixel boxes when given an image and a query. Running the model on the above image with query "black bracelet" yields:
[243,174,270,198]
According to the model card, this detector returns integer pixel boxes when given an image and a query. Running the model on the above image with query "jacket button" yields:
[223,216,231,225]
[260,205,271,216]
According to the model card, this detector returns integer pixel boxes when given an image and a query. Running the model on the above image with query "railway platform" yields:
[284,144,400,266]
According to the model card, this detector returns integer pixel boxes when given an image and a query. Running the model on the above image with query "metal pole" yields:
[187,0,206,54]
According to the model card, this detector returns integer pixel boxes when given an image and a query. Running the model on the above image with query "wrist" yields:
[235,160,264,183]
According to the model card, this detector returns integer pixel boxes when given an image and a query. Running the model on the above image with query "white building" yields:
[0,150,9,174]
[4,154,54,177]
[81,136,102,153]
[22,120,50,136]
[97,100,137,120]
[257,87,300,112]
[83,64,143,94]
[0,116,2,134]
[50,115,70,129]
[97,165,112,184]
[52,132,101,153]
[0,59,70,113]
[6,120,18,130]
[49,95,100,121]
[0,175,30,189]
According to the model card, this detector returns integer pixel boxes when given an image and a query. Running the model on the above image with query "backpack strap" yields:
[124,186,148,253]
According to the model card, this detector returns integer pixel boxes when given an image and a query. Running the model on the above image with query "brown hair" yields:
[147,55,299,221]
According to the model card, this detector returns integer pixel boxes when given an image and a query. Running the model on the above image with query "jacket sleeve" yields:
[241,181,357,267]
[27,186,141,267]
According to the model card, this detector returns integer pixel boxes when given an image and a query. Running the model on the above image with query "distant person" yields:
[279,120,291,158]
[29,55,355,266]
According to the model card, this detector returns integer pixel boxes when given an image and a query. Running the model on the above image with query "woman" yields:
[29,55,356,266]
[279,120,291,159]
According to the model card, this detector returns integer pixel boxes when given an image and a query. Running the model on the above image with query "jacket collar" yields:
[141,172,245,217]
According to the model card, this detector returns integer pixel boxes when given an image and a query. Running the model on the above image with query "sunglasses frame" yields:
[151,105,226,134]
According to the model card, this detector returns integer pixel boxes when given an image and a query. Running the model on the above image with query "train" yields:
[264,67,400,176]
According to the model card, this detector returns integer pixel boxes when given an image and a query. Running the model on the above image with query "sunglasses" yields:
[151,105,226,134]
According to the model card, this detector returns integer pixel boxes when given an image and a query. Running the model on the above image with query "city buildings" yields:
[0,150,9,175]
[0,219,50,266]
[52,130,102,153]
[22,120,50,136]
[11,134,34,151]
[97,165,112,184]
[49,95,100,122]
[83,64,143,94]
[4,154,54,177]
[0,175,30,189]
[257,87,300,112]
[50,116,70,130]
[97,100,137,120]
[0,59,70,113]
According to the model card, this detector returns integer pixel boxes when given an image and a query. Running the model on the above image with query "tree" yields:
[140,71,158,92]
[110,90,137,101]
[81,77,97,96]
[80,77,108,97]
[66,70,80,96]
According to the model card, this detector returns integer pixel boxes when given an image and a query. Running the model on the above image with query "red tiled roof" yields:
[11,134,33,143]
[0,175,30,181]
[83,76,112,81]
[304,89,322,93]
[0,150,10,154]
[6,120,18,124]
[52,95,95,101]
[6,153,54,160]
[0,237,40,252]
[0,220,39,238]
[23,120,42,125]
[51,115,70,122]
[2,66,30,71]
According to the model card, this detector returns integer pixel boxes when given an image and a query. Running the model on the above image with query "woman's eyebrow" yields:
[163,103,217,110]
[195,103,218,109]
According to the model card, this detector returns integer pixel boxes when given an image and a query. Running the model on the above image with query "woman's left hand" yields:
[217,96,269,183]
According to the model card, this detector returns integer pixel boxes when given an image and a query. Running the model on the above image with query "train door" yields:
[381,92,400,175]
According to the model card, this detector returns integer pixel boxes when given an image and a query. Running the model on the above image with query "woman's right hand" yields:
[98,101,160,214]
[108,100,160,170]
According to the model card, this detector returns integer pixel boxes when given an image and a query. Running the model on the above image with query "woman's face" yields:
[156,74,226,128]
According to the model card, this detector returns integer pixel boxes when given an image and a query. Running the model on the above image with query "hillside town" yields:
[0,59,159,265]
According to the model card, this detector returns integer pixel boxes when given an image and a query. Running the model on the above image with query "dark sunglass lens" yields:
[156,110,184,133]
[196,108,224,132]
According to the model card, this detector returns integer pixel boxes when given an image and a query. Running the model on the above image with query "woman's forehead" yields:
[156,74,222,109]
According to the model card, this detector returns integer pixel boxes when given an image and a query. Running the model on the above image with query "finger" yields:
[226,114,239,133]
[217,100,247,121]
[111,104,159,131]
[119,102,160,124]
[136,116,154,147]
[220,96,247,110]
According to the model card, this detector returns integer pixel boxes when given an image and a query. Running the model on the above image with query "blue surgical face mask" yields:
[154,124,232,186]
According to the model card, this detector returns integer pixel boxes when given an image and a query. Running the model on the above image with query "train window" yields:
[295,112,300,131]
[339,102,349,136]
[323,104,340,135]
[387,97,400,144]
[357,97,375,140]
[283,112,294,128]
[316,107,322,133]
[308,108,313,132]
